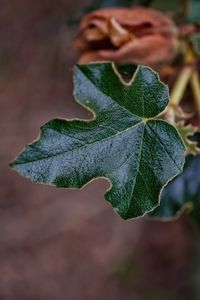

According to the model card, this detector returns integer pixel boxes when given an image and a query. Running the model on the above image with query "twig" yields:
[170,66,193,105]
[190,70,200,117]
[167,66,193,123]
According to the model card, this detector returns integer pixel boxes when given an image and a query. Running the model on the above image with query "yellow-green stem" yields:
[190,71,200,117]
[168,66,193,123]
[170,66,193,105]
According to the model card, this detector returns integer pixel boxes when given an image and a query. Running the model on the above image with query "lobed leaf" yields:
[10,63,185,219]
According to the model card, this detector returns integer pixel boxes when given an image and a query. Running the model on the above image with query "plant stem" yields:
[190,70,200,117]
[167,66,193,123]
[170,66,193,105]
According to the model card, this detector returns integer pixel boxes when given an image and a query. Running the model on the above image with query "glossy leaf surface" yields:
[10,63,185,219]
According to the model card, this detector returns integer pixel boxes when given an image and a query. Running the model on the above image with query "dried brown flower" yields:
[75,7,179,66]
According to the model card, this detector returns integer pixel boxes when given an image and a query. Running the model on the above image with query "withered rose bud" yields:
[74,7,179,66]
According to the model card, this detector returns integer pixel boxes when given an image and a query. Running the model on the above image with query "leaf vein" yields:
[15,121,143,165]
[147,124,182,172]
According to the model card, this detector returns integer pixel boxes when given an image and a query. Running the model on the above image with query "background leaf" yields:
[10,63,185,219]
[187,0,200,23]
[191,34,200,55]
[150,133,200,224]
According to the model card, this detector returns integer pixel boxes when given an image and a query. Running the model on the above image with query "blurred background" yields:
[0,0,200,299]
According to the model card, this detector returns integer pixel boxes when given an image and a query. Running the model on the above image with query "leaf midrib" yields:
[124,123,145,217]
[13,120,144,165]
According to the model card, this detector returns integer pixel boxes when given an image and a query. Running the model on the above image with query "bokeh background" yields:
[0,1,200,299]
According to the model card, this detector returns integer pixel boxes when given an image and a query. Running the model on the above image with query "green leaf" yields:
[150,133,200,223]
[191,34,200,55]
[187,0,200,23]
[10,63,185,220]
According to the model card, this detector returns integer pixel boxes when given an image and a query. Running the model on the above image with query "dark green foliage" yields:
[10,63,185,219]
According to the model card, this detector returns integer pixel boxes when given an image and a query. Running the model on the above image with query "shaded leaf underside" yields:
[150,133,200,223]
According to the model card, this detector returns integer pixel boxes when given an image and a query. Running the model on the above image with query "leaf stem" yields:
[170,66,193,105]
[190,70,200,117]
[167,46,196,124]
[167,66,193,123]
